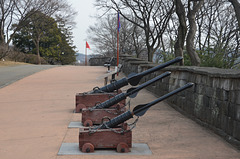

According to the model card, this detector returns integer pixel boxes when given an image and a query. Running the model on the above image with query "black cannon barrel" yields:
[92,57,183,93]
[97,82,194,129]
[93,71,171,109]
[99,110,133,129]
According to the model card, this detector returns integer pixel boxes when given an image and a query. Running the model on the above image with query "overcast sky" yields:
[67,0,98,55]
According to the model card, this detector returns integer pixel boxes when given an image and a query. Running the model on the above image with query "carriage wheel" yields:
[83,119,93,127]
[82,143,94,153]
[76,104,86,112]
[117,142,130,153]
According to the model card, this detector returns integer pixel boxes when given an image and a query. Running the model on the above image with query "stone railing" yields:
[120,54,240,148]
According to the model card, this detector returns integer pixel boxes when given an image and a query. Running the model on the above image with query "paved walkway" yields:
[0,65,57,88]
[0,66,239,159]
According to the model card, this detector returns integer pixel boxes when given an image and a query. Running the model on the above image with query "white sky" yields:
[67,0,98,55]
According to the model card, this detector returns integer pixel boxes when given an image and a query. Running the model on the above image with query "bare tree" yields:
[186,0,203,66]
[87,14,146,58]
[228,0,240,30]
[95,0,175,62]
[131,21,147,58]
[174,0,187,65]
[87,15,117,57]
[194,0,239,68]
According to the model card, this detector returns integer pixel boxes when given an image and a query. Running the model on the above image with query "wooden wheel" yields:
[83,119,93,127]
[82,143,94,153]
[76,104,86,113]
[117,142,130,153]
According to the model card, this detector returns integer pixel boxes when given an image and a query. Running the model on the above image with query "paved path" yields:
[0,66,239,159]
[0,65,58,88]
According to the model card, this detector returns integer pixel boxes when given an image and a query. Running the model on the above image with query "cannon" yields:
[79,83,194,153]
[81,71,171,126]
[75,91,124,113]
[91,56,183,93]
[76,57,182,112]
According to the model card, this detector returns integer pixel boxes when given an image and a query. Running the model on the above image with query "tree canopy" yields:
[0,0,77,64]
[12,11,76,64]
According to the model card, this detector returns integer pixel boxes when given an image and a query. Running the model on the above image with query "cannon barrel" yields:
[98,83,194,129]
[92,57,183,93]
[93,71,171,109]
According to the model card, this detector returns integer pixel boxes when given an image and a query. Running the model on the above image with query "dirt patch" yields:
[0,60,30,67]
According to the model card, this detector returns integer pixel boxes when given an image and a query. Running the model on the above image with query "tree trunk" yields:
[148,47,154,62]
[186,1,203,66]
[174,0,187,66]
[229,0,240,30]
[36,39,41,65]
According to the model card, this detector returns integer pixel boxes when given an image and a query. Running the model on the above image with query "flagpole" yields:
[85,43,87,66]
[117,30,119,67]
[117,11,120,74]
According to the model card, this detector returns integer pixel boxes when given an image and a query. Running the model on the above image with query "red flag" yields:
[86,41,90,49]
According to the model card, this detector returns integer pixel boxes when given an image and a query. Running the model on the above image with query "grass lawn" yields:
[0,60,30,67]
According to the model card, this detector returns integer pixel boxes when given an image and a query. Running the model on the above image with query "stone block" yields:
[195,84,205,94]
[230,91,236,104]
[222,90,230,101]
[228,103,235,118]
[234,105,240,122]
[214,88,229,102]
[231,79,240,90]
[162,75,170,83]
[203,95,210,108]
[202,107,209,123]
[185,91,194,103]
[216,114,222,129]
[212,78,220,88]
[196,74,202,84]
[195,94,204,106]
[194,103,203,119]
[219,101,229,116]
[206,76,213,87]
[187,84,195,93]
[205,86,214,97]
[208,97,215,109]
[201,75,208,84]
[186,100,195,115]
[220,79,231,91]
[169,77,176,85]
[221,115,228,132]
[226,117,234,136]
[179,79,187,87]
[170,71,179,79]
[188,74,196,83]
[235,91,240,105]
[178,72,189,80]
[233,120,240,140]
[215,88,223,101]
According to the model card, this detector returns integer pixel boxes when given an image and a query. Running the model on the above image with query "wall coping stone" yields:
[120,54,132,58]
[123,57,145,62]
[137,64,240,78]
[129,61,151,65]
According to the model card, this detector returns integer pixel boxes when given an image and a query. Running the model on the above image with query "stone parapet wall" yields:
[89,57,117,66]
[120,54,240,148]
